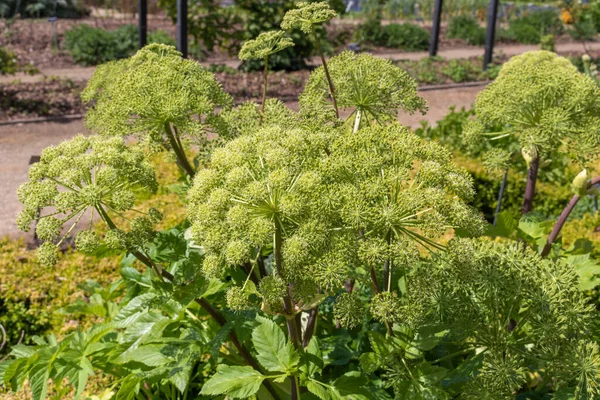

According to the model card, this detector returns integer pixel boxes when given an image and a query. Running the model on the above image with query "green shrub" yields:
[0,46,17,75]
[540,33,555,51]
[0,0,88,18]
[382,22,429,50]
[446,15,486,45]
[64,24,175,66]
[508,9,562,44]
[354,19,429,51]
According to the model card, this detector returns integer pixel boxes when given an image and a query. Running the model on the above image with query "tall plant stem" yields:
[521,155,540,215]
[493,168,509,226]
[541,176,600,258]
[312,27,338,119]
[353,109,362,133]
[302,308,318,348]
[292,375,301,400]
[164,122,195,178]
[96,205,280,400]
[260,56,269,125]
[274,221,302,348]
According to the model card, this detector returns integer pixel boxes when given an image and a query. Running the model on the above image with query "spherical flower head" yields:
[225,240,251,265]
[75,230,100,254]
[474,50,600,163]
[281,2,336,33]
[110,190,136,212]
[35,217,62,241]
[239,31,294,61]
[259,274,287,306]
[104,229,129,250]
[333,292,364,329]
[37,242,60,267]
[202,254,223,279]
[370,291,401,323]
[300,52,427,123]
[82,44,232,145]
[148,208,163,223]
[226,286,251,312]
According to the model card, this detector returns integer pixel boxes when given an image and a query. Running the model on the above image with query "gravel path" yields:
[0,84,483,238]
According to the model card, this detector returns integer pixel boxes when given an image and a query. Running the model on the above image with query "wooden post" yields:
[483,0,499,70]
[429,0,443,57]
[177,0,187,58]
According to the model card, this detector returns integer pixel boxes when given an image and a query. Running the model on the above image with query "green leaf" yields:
[114,344,171,366]
[302,337,323,377]
[116,375,141,400]
[485,211,517,238]
[29,362,50,400]
[200,365,265,398]
[367,332,392,358]
[358,352,379,374]
[332,371,373,399]
[307,379,332,400]
[566,254,600,291]
[252,316,299,373]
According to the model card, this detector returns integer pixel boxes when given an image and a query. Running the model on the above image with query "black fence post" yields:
[138,0,147,48]
[483,0,499,70]
[177,0,188,58]
[429,0,443,57]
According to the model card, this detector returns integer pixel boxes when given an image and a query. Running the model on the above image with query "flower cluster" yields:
[82,44,232,153]
[467,50,600,167]
[238,31,294,61]
[281,1,336,34]
[300,51,428,123]
[188,107,483,314]
[17,134,160,266]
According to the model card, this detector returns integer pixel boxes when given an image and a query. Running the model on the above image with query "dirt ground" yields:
[0,84,483,238]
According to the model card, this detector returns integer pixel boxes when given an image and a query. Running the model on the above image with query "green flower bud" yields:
[572,169,589,197]
[110,189,136,211]
[333,292,364,329]
[226,286,251,312]
[75,230,100,254]
[259,274,287,305]
[370,291,401,323]
[37,242,60,267]
[35,217,62,241]
[105,229,129,250]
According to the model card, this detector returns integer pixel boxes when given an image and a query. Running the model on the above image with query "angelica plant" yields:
[301,51,428,131]
[465,50,600,214]
[239,31,294,120]
[17,135,159,267]
[282,1,339,117]
[82,44,232,177]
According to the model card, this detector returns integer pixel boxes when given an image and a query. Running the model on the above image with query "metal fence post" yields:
[177,0,188,58]
[138,0,147,48]
[483,0,499,70]
[429,0,443,57]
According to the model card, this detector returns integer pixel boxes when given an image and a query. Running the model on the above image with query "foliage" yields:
[395,56,500,85]
[0,0,88,18]
[0,46,17,75]
[63,24,175,66]
[466,51,600,175]
[5,6,600,398]
[507,9,563,44]
[382,23,429,50]
[446,15,485,45]
[353,19,429,50]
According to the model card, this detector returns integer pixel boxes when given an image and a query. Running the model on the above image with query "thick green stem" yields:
[96,205,280,400]
[541,176,600,258]
[312,27,338,119]
[274,221,301,348]
[164,122,195,178]
[260,56,269,125]
[521,155,540,215]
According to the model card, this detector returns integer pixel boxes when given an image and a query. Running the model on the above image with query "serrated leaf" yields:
[368,332,392,358]
[200,365,265,398]
[302,337,323,377]
[332,372,373,399]
[116,375,141,400]
[359,352,379,374]
[29,362,49,400]
[252,316,299,373]
[307,379,332,400]
[114,344,171,366]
